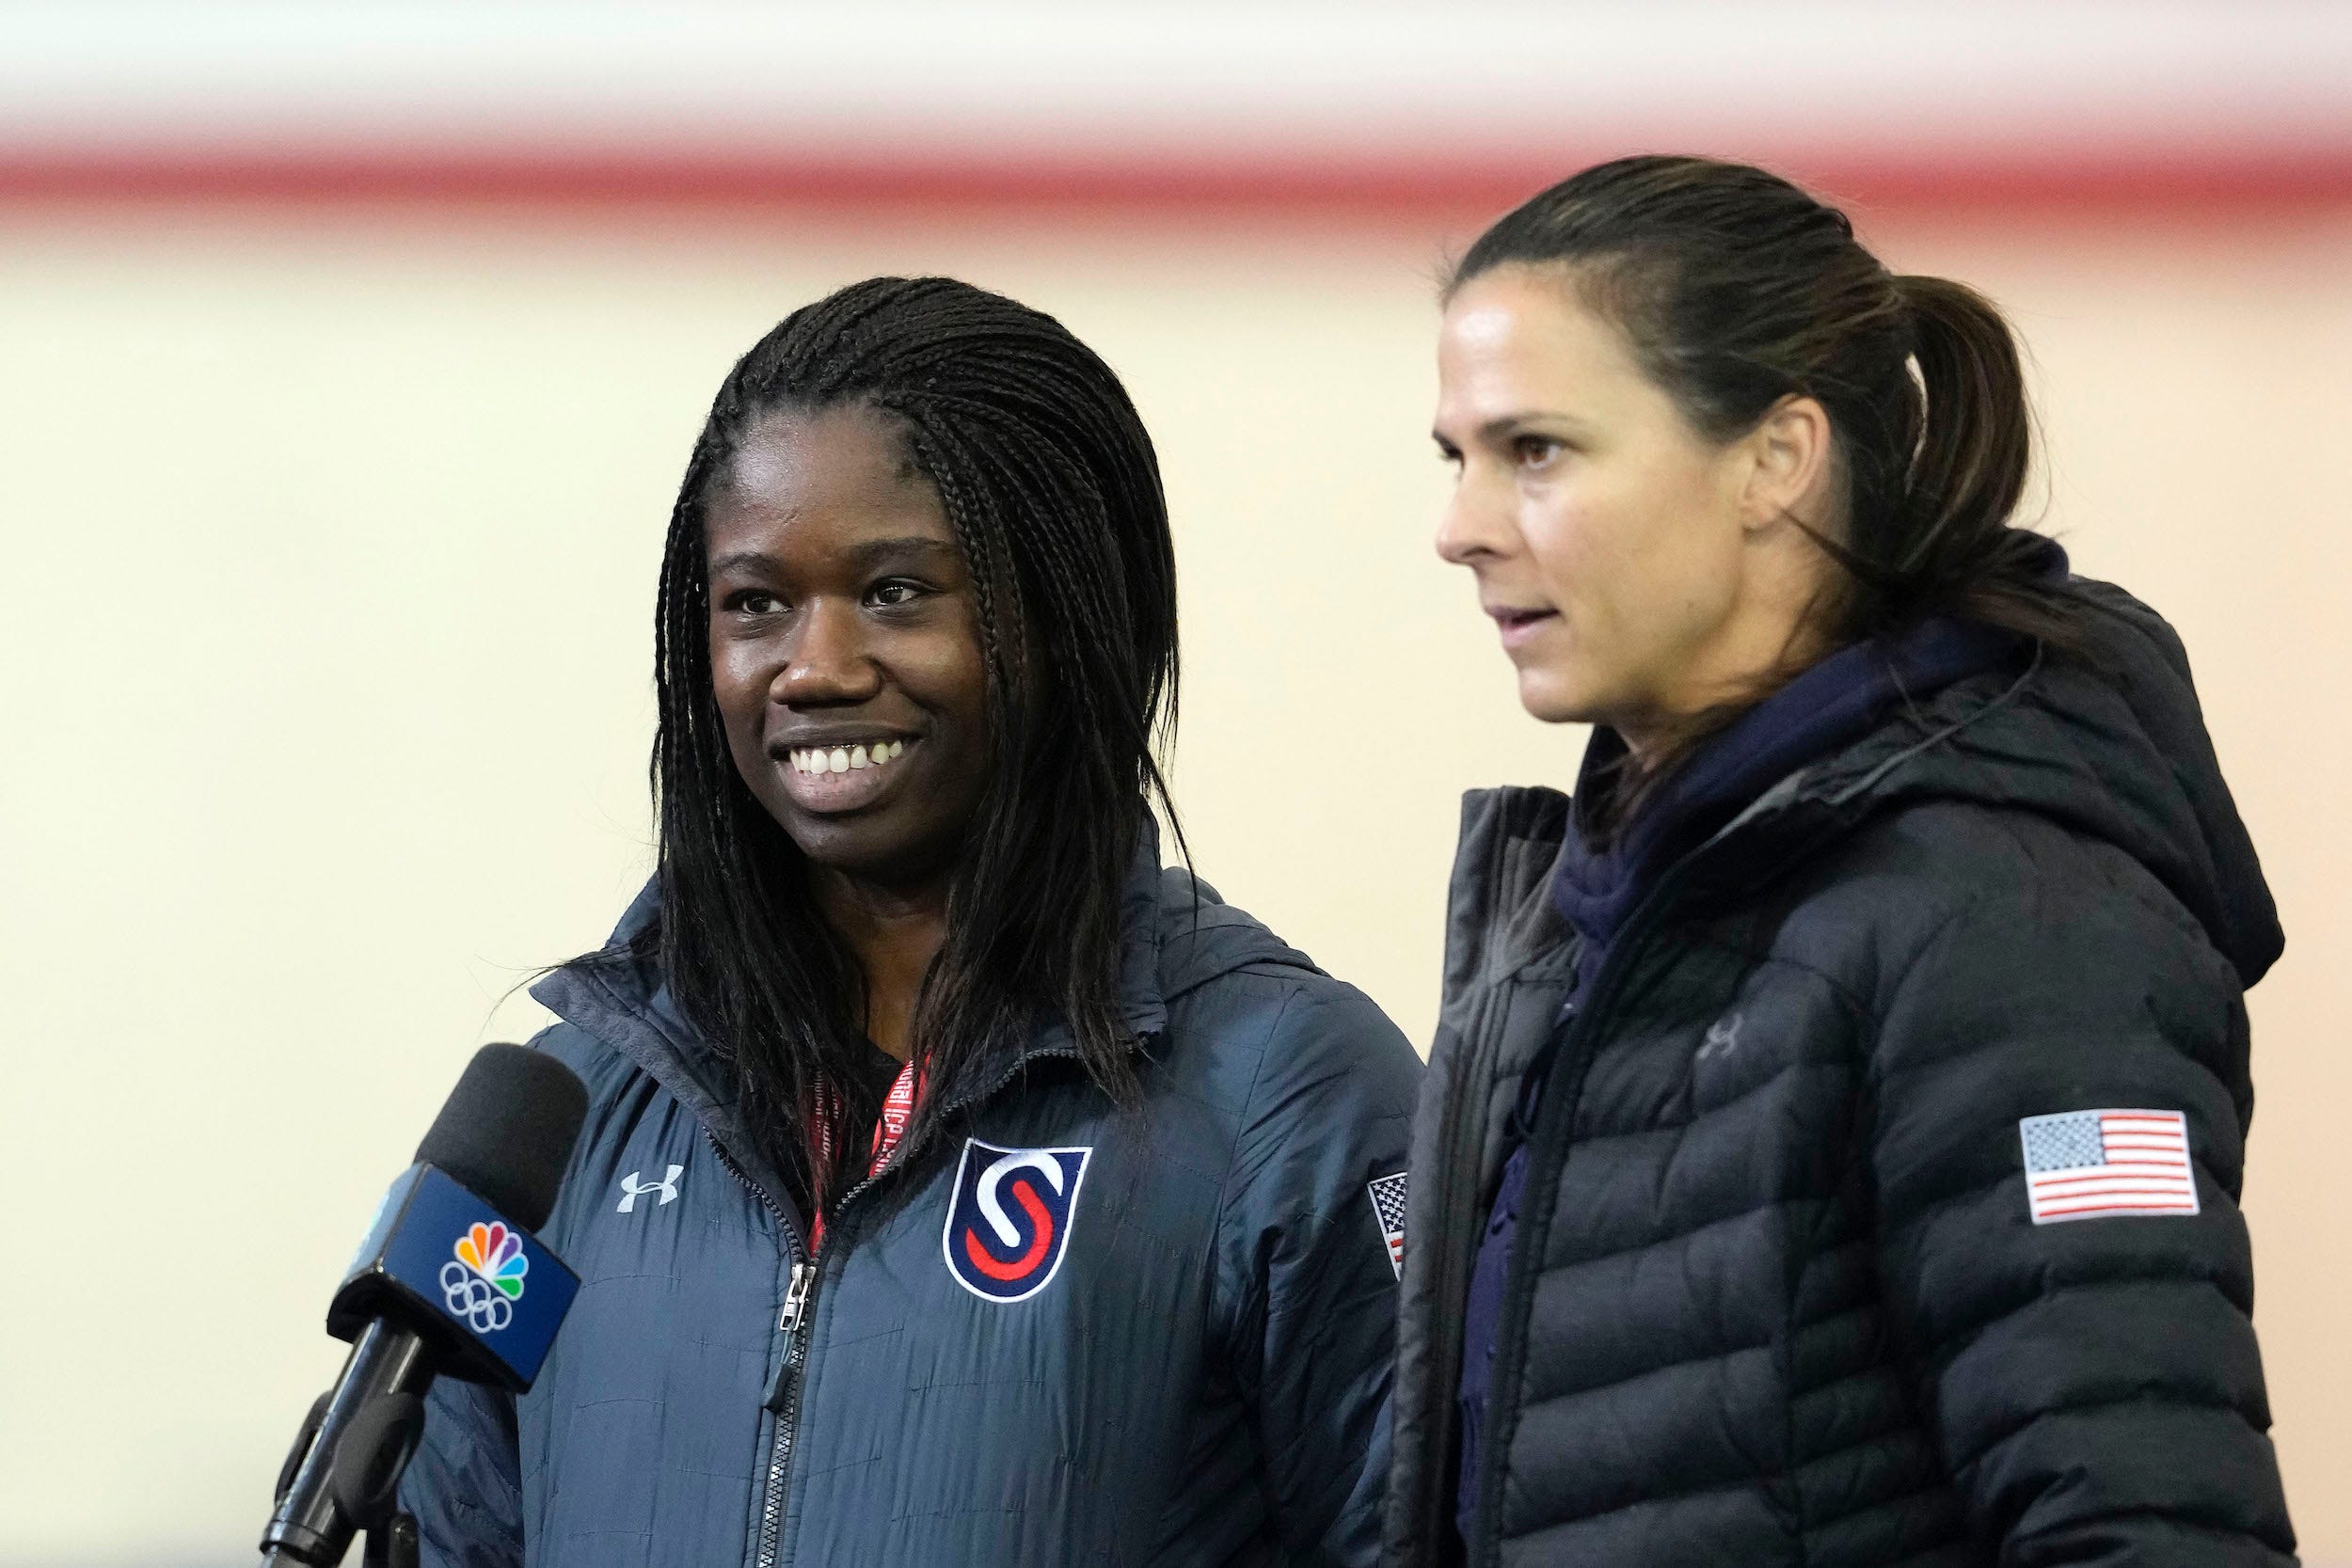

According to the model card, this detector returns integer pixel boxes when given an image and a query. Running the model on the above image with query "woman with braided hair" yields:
[402,277,1420,1567]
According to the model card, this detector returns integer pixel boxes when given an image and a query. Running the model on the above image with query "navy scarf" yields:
[1549,613,2024,989]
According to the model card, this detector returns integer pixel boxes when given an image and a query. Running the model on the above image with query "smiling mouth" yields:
[771,736,918,816]
[787,739,908,775]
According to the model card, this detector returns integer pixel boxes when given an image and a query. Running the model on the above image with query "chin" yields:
[1514,668,1603,727]
[783,816,902,871]
[783,811,962,889]
[780,817,875,866]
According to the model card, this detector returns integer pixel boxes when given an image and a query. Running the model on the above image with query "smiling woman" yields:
[393,275,1421,1568]
[705,410,984,936]
[643,281,1200,1177]
[703,404,998,1060]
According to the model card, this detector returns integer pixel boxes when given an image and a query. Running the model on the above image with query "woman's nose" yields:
[1436,467,1513,566]
[772,598,882,705]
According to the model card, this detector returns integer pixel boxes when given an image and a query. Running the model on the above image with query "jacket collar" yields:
[532,821,1176,1192]
[1442,577,2284,1017]
[1437,659,2031,1022]
[1549,615,2018,987]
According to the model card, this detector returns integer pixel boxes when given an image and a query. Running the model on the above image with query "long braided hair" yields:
[631,277,1179,1204]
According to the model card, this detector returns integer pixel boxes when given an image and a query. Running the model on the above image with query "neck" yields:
[809,864,953,1063]
[1616,579,1839,768]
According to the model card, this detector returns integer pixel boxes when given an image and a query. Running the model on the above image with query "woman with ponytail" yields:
[1385,157,2295,1566]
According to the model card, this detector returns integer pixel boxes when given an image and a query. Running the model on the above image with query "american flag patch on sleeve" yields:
[1366,1171,1408,1277]
[2019,1108,2199,1224]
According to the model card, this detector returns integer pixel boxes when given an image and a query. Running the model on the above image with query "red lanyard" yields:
[807,1058,920,1255]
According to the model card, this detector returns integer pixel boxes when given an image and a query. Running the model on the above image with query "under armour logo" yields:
[1696,1013,1743,1061]
[616,1164,683,1212]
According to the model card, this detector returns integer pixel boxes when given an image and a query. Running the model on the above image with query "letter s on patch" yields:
[942,1139,1092,1303]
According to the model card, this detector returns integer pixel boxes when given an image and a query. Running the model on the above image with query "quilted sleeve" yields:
[398,1376,523,1568]
[1216,978,1423,1568]
[1866,883,2295,1564]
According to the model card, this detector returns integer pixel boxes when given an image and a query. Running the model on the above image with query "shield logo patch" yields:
[942,1139,1092,1304]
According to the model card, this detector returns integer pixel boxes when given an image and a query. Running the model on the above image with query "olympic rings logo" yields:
[439,1259,516,1334]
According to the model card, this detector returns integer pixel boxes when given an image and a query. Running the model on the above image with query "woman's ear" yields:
[1740,395,1836,535]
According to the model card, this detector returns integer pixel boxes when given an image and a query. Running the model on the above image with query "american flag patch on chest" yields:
[1366,1171,1407,1277]
[2019,1109,2199,1224]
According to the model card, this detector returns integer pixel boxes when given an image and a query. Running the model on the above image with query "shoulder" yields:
[1769,789,2220,963]
[1754,800,2248,1086]
[523,1015,638,1099]
[1144,868,1422,1127]
[1774,797,2217,976]
[514,1016,680,1180]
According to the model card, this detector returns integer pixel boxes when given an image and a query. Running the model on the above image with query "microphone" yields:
[261,1043,590,1568]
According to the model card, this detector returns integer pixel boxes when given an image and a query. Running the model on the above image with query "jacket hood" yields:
[2069,583,2282,983]
[1806,578,2281,987]
[1444,577,2281,1002]
[530,817,1313,1196]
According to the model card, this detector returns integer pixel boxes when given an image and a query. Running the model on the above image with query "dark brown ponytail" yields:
[1452,155,2079,654]
[1885,274,2074,644]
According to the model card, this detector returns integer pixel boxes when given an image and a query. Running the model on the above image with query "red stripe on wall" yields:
[6,147,2352,222]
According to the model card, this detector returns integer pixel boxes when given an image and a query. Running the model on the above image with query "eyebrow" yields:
[707,548,778,577]
[1435,411,1585,447]
[848,536,963,571]
[706,536,963,578]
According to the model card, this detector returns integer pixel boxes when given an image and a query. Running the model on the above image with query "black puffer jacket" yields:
[1382,582,2296,1567]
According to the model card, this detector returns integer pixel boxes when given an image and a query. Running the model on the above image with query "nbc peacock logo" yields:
[437,1221,530,1334]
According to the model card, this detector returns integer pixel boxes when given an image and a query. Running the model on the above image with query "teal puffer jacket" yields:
[403,854,1421,1568]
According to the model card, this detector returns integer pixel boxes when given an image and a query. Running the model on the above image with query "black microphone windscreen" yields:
[413,1043,590,1232]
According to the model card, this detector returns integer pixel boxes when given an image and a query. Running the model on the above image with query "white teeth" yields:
[791,740,908,776]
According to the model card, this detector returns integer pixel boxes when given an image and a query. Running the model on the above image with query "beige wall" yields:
[2,205,2344,1563]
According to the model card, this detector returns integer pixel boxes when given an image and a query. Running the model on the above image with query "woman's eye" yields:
[724,590,787,615]
[869,580,925,609]
[1514,436,1565,469]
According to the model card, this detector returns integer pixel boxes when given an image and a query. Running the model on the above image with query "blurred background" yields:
[3,2,2347,1562]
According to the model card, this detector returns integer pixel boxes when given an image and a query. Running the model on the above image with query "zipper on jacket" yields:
[1462,872,1692,1568]
[762,1262,817,1412]
[703,1124,803,1246]
[1448,782,1854,1565]
[753,1259,818,1568]
[1402,981,1521,1566]
[714,1044,1089,1568]
[701,1127,816,1568]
